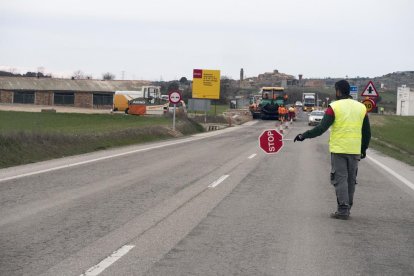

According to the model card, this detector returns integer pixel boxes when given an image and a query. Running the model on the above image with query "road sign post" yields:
[259,129,284,154]
[362,98,376,113]
[361,81,379,98]
[169,90,182,131]
[350,85,358,100]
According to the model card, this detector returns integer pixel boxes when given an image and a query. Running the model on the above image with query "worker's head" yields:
[334,80,350,100]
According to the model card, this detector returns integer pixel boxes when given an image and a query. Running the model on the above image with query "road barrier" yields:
[207,125,220,131]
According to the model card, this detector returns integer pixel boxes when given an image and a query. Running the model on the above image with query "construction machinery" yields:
[249,87,287,119]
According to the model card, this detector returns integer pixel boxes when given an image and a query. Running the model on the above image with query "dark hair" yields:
[335,80,350,95]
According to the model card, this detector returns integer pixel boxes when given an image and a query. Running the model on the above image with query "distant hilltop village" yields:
[239,69,414,91]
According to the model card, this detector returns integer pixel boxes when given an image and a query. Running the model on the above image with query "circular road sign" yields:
[362,98,376,113]
[169,91,181,104]
[259,129,284,154]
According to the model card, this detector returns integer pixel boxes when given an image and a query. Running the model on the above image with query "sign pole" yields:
[168,90,182,132]
[204,99,207,124]
[173,103,176,131]
[214,100,217,116]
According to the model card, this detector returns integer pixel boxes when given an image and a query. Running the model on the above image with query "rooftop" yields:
[0,77,151,92]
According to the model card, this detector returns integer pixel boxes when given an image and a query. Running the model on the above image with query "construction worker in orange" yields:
[278,104,287,123]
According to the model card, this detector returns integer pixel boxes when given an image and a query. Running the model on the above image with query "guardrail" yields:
[207,125,219,131]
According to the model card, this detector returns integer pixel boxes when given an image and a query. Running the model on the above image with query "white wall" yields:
[396,85,414,116]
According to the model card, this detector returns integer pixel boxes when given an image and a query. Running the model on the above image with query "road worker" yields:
[294,80,371,220]
[278,105,287,123]
[288,105,296,121]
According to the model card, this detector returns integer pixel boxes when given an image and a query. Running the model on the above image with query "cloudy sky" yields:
[0,0,413,81]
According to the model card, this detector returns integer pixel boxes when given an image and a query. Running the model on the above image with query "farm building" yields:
[0,77,150,109]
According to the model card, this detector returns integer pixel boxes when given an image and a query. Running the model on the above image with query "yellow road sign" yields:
[192,69,220,99]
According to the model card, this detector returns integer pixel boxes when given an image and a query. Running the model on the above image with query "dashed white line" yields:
[80,245,135,276]
[248,154,257,159]
[208,175,230,188]
[367,156,414,191]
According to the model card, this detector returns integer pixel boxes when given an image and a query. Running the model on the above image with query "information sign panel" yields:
[192,69,221,99]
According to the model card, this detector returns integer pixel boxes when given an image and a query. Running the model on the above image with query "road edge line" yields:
[367,155,414,191]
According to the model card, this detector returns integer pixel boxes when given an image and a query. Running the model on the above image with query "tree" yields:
[72,70,85,80]
[179,77,188,84]
[102,72,116,80]
[167,81,179,92]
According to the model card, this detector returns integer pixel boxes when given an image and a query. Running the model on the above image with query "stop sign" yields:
[259,129,284,154]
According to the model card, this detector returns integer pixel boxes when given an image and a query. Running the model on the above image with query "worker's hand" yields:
[361,149,367,159]
[294,134,305,142]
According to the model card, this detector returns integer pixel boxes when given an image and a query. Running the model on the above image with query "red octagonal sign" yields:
[259,129,284,154]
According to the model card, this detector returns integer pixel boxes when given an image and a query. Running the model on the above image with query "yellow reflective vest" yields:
[329,99,366,154]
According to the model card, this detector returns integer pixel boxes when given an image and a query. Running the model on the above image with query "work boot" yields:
[330,212,349,220]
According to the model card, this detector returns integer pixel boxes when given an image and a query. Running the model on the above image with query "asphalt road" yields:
[1,111,413,276]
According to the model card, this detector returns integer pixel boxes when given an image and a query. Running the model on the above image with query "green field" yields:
[369,114,414,165]
[0,111,170,134]
[376,90,397,113]
[0,111,203,168]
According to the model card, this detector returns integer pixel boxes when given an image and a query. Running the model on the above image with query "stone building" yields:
[0,77,150,109]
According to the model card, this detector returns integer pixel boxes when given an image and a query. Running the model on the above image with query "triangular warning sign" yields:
[361,81,379,97]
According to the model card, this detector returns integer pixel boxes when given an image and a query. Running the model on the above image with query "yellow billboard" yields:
[192,69,221,99]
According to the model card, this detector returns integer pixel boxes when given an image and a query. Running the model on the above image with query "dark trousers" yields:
[330,153,360,215]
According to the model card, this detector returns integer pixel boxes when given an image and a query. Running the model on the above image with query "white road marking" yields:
[367,156,414,191]
[80,245,135,276]
[248,154,257,159]
[208,175,230,188]
[0,133,225,183]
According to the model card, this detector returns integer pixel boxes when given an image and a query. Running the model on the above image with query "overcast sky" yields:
[0,0,413,81]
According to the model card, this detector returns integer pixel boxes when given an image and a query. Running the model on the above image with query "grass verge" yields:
[369,114,414,166]
[0,111,203,168]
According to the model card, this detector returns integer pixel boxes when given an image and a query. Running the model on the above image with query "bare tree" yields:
[37,66,45,75]
[72,70,85,80]
[8,67,19,75]
[102,72,116,80]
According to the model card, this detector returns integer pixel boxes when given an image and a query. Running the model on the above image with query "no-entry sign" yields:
[169,90,181,104]
[259,129,284,154]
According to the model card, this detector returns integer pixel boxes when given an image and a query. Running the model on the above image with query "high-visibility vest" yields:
[329,99,366,154]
